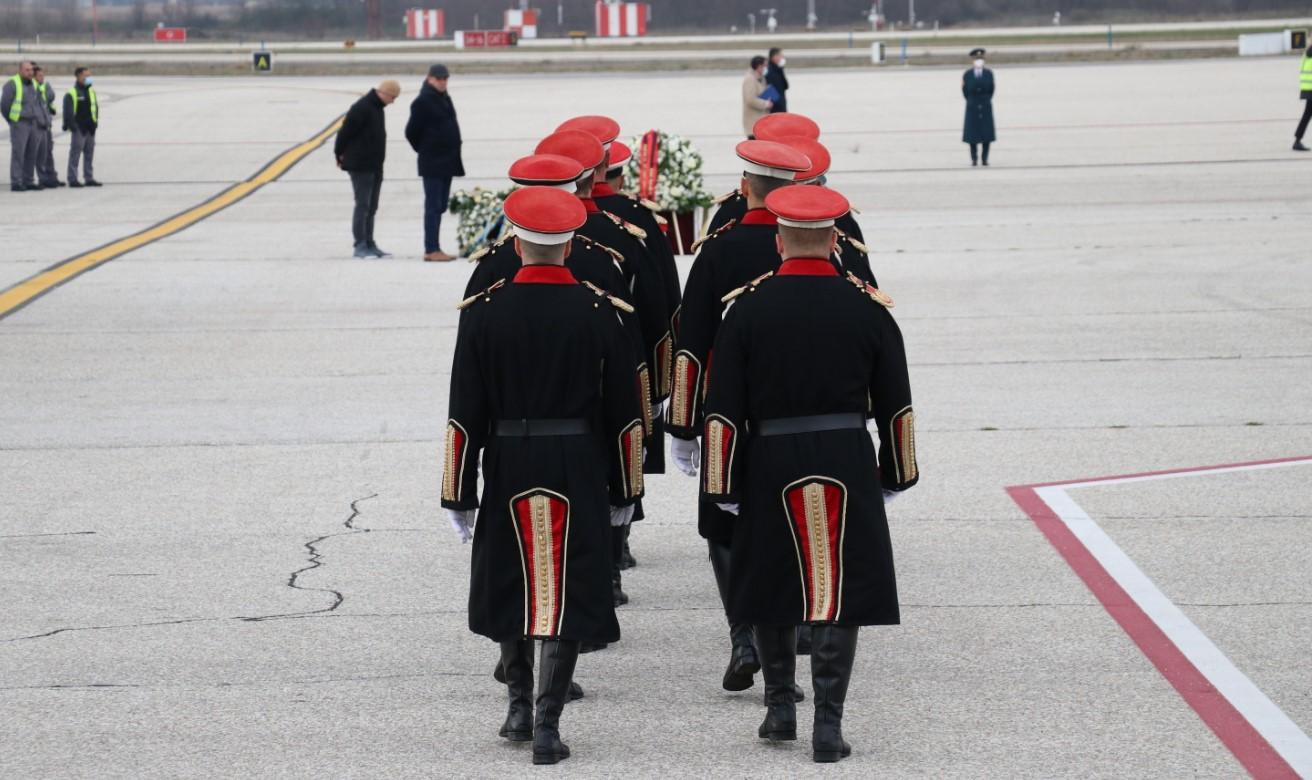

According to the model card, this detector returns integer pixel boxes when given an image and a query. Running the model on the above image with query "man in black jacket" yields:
[335,79,400,258]
[405,63,464,262]
[63,66,100,188]
[765,48,789,114]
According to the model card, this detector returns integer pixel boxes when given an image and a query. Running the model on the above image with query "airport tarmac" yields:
[1,56,1309,778]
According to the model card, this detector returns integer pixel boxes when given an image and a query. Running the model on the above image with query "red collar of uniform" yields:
[514,265,578,285]
[592,183,617,197]
[579,198,600,213]
[777,258,839,277]
[741,208,778,226]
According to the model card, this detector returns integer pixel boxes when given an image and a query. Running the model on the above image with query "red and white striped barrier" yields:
[404,8,446,39]
[504,9,538,40]
[153,27,187,43]
[594,1,648,37]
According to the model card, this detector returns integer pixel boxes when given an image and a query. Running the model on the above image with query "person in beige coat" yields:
[742,55,774,137]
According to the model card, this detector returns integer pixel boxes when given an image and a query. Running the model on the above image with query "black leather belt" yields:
[756,413,865,437]
[493,418,590,437]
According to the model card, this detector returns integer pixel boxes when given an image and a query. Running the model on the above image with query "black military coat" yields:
[962,68,997,144]
[441,264,646,643]
[704,191,878,286]
[699,258,918,627]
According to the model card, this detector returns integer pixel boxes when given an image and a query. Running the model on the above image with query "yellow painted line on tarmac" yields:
[0,115,344,322]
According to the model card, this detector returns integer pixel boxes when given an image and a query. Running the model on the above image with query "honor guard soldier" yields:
[559,115,684,567]
[442,186,647,765]
[667,139,811,697]
[464,152,646,612]
[700,185,918,763]
[705,112,820,234]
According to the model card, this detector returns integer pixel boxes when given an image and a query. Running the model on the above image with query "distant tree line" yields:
[2,0,1309,39]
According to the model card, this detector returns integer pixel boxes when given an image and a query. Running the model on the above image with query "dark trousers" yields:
[423,175,452,253]
[349,169,384,247]
[969,142,991,164]
[1297,99,1312,140]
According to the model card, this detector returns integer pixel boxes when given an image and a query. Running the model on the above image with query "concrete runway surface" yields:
[1,57,1310,778]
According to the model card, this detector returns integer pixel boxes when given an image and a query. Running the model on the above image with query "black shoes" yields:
[366,241,391,258]
[1295,140,1310,152]
[532,640,580,765]
[493,657,584,700]
[85,179,102,187]
[498,640,534,742]
[754,624,798,742]
[811,624,859,763]
[69,180,83,188]
[723,623,761,691]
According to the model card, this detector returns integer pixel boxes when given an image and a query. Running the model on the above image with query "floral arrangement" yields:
[449,187,513,255]
[621,131,714,214]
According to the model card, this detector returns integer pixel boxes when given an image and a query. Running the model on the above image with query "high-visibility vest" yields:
[69,84,98,124]
[6,74,21,122]
[1302,56,1312,93]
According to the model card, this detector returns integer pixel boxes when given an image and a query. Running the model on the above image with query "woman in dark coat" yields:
[405,63,464,261]
[962,47,996,166]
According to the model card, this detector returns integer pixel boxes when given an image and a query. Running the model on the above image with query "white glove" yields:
[671,437,700,477]
[446,508,476,543]
[650,402,664,423]
[882,490,900,505]
[609,504,635,527]
[716,502,741,516]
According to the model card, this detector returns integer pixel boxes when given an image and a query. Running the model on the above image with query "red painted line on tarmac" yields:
[1007,459,1311,779]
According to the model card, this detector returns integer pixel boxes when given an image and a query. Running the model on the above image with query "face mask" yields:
[85,77,94,86]
[778,57,787,67]
[974,59,984,69]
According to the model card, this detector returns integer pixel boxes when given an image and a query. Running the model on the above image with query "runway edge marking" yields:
[0,114,345,322]
[1008,456,1312,780]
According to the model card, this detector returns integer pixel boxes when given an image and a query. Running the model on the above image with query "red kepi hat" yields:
[535,130,607,172]
[607,140,632,172]
[503,186,588,245]
[556,115,622,148]
[765,184,850,229]
[753,112,822,142]
[508,154,587,190]
[736,139,812,181]
[774,135,831,182]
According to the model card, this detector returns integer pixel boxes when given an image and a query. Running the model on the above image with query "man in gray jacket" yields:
[33,64,64,188]
[3,60,49,192]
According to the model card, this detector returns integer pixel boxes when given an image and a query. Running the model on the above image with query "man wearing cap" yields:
[706,112,820,234]
[562,116,683,538]
[668,139,811,699]
[701,184,918,763]
[442,186,646,765]
[405,64,464,261]
[962,48,996,167]
[335,79,401,258]
[465,152,647,612]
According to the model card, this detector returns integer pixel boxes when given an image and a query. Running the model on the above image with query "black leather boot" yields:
[754,624,798,742]
[708,539,759,691]
[498,640,534,741]
[611,526,629,606]
[620,523,636,569]
[532,639,580,765]
[796,624,813,655]
[811,624,859,762]
[497,656,584,699]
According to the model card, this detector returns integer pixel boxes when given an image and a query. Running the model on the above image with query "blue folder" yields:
[758,84,781,103]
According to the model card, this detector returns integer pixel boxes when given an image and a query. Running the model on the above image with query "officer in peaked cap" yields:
[706,111,822,235]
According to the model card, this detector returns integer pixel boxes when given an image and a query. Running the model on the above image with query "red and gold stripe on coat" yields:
[510,489,571,638]
[669,350,701,430]
[618,420,645,499]
[782,477,848,623]
[891,406,918,485]
[653,334,673,399]
[637,364,653,436]
[442,421,469,503]
[702,414,737,496]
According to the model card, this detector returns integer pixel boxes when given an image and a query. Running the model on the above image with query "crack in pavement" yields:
[240,492,377,623]
[1,493,384,642]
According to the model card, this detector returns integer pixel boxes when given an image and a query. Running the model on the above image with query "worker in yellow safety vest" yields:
[2,60,49,191]
[1295,45,1312,152]
[62,66,102,187]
